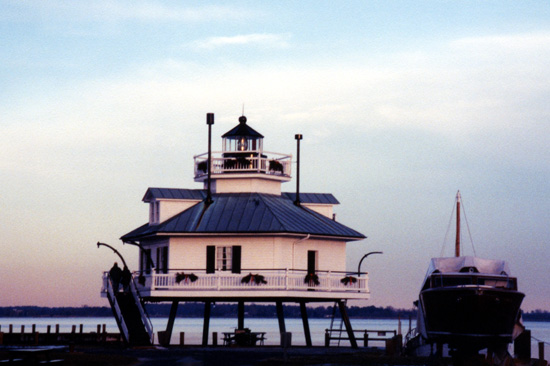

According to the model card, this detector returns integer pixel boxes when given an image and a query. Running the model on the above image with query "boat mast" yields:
[455,191,461,257]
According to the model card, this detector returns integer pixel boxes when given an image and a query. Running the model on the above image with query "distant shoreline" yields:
[1,304,549,321]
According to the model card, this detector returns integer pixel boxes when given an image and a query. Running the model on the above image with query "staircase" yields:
[106,276,154,346]
[326,300,346,347]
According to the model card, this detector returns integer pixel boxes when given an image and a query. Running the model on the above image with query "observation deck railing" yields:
[193,151,292,179]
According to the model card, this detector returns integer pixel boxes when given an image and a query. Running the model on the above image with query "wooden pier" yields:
[0,324,122,346]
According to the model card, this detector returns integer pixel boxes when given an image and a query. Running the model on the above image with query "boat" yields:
[411,192,525,353]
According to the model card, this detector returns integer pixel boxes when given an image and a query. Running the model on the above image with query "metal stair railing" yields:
[129,276,154,344]
[106,276,130,343]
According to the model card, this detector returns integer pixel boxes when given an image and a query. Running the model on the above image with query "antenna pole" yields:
[455,191,461,257]
[206,113,214,205]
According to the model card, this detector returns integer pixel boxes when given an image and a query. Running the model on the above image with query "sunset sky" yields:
[1,1,549,311]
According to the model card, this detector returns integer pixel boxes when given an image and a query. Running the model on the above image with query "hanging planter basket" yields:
[269,160,284,173]
[340,276,358,286]
[175,272,198,284]
[241,273,267,285]
[304,273,320,286]
[197,161,208,174]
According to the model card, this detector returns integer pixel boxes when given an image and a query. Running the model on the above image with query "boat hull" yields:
[420,286,524,349]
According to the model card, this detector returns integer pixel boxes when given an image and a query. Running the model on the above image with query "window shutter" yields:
[206,246,216,274]
[232,246,242,274]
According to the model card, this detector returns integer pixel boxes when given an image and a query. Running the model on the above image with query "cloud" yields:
[1,1,258,23]
[191,33,291,50]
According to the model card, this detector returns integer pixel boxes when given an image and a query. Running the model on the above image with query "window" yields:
[156,246,168,274]
[307,250,317,274]
[206,245,241,274]
[149,201,160,223]
[141,249,152,274]
[217,246,231,271]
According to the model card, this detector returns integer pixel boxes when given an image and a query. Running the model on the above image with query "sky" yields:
[1,1,549,311]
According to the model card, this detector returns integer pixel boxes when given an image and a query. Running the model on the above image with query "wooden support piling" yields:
[179,332,185,346]
[9,325,13,334]
[237,301,245,330]
[165,300,179,343]
[276,301,286,335]
[56,324,60,333]
[202,301,211,346]
[337,300,358,348]
[212,331,218,346]
[80,324,83,334]
[299,301,312,347]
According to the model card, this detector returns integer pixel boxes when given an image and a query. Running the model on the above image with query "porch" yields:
[102,269,369,301]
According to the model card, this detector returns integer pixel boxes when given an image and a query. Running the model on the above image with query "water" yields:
[1,317,549,356]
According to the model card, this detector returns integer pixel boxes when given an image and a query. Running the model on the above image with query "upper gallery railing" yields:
[193,151,292,178]
[113,268,369,294]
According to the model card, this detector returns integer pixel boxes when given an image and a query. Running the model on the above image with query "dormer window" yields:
[149,201,160,224]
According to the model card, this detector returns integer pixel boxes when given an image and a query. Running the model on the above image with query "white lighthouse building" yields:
[101,114,368,347]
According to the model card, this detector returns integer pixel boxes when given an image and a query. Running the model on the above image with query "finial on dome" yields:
[239,115,247,124]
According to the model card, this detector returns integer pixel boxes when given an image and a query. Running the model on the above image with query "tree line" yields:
[0,305,548,321]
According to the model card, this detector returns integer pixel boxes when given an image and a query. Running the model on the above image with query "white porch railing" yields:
[123,269,368,294]
[193,151,292,178]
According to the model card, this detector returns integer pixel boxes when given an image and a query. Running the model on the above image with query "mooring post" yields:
[180,332,185,347]
[539,342,545,366]
[212,332,218,346]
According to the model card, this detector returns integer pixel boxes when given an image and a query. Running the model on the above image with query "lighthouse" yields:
[101,114,368,347]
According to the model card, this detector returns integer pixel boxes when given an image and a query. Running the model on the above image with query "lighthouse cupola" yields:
[222,115,264,156]
[193,114,292,195]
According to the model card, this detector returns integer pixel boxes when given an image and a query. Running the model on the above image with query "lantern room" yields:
[222,116,264,158]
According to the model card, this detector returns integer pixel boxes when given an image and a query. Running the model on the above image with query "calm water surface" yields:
[1,317,549,355]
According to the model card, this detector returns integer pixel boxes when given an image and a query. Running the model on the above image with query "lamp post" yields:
[206,113,214,205]
[294,134,303,206]
[357,251,383,277]
[97,242,128,269]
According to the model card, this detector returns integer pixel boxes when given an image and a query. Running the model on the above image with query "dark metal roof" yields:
[143,188,205,202]
[221,116,264,139]
[143,188,339,205]
[122,192,365,241]
[282,192,339,205]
